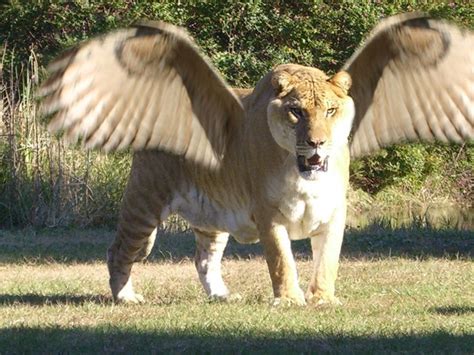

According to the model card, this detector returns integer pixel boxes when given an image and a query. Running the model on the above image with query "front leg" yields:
[306,205,346,306]
[258,223,305,306]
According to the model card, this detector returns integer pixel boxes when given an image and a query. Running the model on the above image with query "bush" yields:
[0,1,472,227]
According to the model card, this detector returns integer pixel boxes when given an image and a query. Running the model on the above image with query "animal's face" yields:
[267,64,355,180]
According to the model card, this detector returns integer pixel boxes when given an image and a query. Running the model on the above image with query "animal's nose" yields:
[306,139,325,148]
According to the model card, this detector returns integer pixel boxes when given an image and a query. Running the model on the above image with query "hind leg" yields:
[107,224,158,303]
[193,228,232,300]
[107,163,164,303]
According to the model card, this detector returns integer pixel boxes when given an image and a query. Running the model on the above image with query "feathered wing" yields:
[40,21,244,169]
[345,13,474,158]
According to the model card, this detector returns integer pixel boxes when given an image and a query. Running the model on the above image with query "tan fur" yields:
[106,64,355,305]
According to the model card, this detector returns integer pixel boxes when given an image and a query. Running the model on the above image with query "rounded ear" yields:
[271,70,294,97]
[330,71,352,95]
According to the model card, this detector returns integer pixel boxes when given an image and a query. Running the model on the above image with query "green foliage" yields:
[0,1,473,227]
[3,1,471,84]
[350,143,474,200]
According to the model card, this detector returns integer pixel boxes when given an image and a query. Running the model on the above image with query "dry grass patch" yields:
[1,257,473,353]
[0,227,472,352]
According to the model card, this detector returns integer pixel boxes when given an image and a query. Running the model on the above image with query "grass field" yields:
[0,226,473,353]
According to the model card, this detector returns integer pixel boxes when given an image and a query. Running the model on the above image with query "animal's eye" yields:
[326,107,337,117]
[289,107,303,118]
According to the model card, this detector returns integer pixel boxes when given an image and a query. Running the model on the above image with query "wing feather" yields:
[345,13,474,158]
[39,21,244,169]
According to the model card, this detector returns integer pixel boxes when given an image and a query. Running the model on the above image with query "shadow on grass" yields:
[0,293,109,306]
[0,327,472,353]
[146,226,474,262]
[0,224,472,264]
[340,225,473,260]
[430,305,474,316]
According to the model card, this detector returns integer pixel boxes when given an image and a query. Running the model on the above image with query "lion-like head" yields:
[266,64,355,180]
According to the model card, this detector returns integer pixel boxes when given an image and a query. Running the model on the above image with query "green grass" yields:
[0,226,473,353]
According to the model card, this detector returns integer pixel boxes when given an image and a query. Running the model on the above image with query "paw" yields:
[115,289,145,304]
[273,288,306,307]
[208,293,242,303]
[110,274,144,304]
[272,296,306,307]
[306,292,342,307]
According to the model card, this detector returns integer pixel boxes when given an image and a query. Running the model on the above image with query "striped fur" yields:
[106,64,356,305]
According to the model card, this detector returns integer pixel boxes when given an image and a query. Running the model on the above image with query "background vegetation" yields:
[1,1,473,227]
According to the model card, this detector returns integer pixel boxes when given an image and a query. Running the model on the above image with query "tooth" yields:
[323,157,329,171]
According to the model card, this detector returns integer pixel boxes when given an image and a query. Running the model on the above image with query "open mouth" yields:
[297,154,328,173]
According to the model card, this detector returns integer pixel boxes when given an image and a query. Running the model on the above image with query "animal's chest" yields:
[267,170,343,240]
